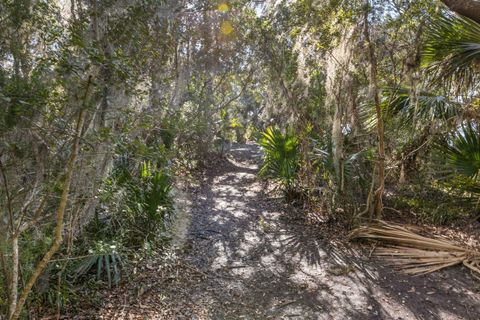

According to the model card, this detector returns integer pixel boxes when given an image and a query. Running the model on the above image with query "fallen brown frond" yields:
[349,220,480,276]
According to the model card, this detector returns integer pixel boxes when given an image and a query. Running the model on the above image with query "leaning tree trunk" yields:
[9,77,91,320]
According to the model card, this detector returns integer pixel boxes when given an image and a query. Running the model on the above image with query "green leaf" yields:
[422,13,480,88]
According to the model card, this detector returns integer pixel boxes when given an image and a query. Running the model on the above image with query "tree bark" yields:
[327,31,354,194]
[441,0,480,24]
[332,97,344,192]
[0,233,10,309]
[347,75,360,137]
[8,236,18,319]
[0,151,16,317]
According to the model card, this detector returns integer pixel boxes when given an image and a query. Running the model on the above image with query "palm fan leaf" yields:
[422,13,480,89]
[384,88,461,125]
[259,126,299,190]
[350,220,480,276]
[360,88,461,131]
[438,122,480,179]
[312,144,366,185]
[433,122,480,203]
[74,241,123,287]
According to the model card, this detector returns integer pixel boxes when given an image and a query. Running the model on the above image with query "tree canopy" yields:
[1,0,480,318]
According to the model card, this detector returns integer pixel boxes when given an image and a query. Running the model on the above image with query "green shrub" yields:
[60,158,175,309]
[120,160,174,242]
[258,127,299,196]
[91,158,175,246]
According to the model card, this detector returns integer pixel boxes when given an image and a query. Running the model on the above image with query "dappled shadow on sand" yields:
[96,143,480,319]
[182,143,480,319]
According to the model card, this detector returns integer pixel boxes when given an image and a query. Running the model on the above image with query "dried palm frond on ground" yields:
[349,220,480,277]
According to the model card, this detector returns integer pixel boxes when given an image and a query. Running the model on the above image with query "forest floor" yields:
[90,143,480,320]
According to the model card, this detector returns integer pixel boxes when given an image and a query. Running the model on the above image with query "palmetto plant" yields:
[384,88,461,125]
[312,141,367,188]
[422,13,480,88]
[259,127,299,194]
[359,88,462,132]
[104,159,174,243]
[139,161,173,225]
[123,161,174,240]
[421,12,480,202]
[442,123,480,179]
[436,122,480,201]
[75,241,123,288]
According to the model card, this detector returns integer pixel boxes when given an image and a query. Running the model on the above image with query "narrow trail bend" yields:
[98,143,480,320]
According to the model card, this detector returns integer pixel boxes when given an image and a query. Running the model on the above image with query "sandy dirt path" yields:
[96,143,480,320]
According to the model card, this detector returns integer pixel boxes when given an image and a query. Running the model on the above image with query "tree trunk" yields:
[347,75,360,137]
[332,99,344,192]
[362,1,385,220]
[326,26,356,194]
[441,0,480,24]
[399,153,407,184]
[0,233,11,310]
[8,236,18,319]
